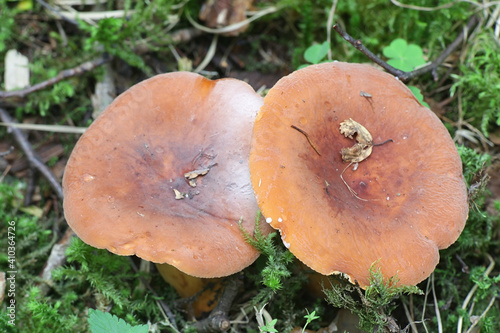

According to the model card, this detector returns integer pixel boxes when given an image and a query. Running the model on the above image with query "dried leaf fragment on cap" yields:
[184,166,213,187]
[173,189,184,200]
[339,118,373,163]
[184,168,210,180]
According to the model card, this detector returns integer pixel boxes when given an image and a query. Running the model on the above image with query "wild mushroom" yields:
[63,72,269,315]
[249,62,468,287]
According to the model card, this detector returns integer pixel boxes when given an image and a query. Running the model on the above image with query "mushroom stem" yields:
[156,263,223,318]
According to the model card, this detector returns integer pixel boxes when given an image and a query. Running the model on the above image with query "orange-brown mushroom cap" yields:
[250,62,468,287]
[63,72,268,278]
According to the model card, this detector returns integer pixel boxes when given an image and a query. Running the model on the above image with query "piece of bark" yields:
[199,0,253,36]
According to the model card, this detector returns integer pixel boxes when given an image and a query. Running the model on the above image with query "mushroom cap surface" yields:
[63,72,267,278]
[250,62,468,287]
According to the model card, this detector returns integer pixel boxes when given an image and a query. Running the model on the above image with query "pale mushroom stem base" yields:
[155,263,223,319]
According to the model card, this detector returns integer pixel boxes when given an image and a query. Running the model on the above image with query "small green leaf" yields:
[304,41,330,65]
[383,38,426,72]
[408,86,430,108]
[260,318,278,332]
[16,0,33,10]
[303,309,320,331]
[382,38,406,58]
[88,309,148,333]
[304,309,320,322]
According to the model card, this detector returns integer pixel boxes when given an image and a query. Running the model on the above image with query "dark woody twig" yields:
[333,24,405,79]
[0,108,64,201]
[192,274,243,332]
[25,167,37,206]
[35,0,79,26]
[0,56,110,100]
[333,15,479,82]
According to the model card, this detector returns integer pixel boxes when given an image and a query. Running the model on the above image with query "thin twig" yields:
[465,295,497,333]
[453,87,494,149]
[457,254,495,333]
[194,34,219,73]
[431,273,443,333]
[326,0,339,61]
[35,0,79,25]
[191,274,243,332]
[421,277,432,333]
[0,122,87,134]
[391,0,500,11]
[0,108,64,200]
[373,139,394,146]
[455,254,470,274]
[333,15,479,82]
[402,299,419,333]
[254,303,275,332]
[332,23,406,78]
[54,9,135,22]
[391,0,462,11]
[420,15,479,80]
[0,56,110,100]
[340,162,368,201]
[291,125,321,156]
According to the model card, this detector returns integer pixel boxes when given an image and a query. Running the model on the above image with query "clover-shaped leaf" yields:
[383,38,426,72]
[304,41,330,64]
[299,41,331,69]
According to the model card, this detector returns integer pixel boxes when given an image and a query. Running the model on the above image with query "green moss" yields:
[323,265,422,332]
[239,213,295,292]
[451,32,500,137]
[0,1,498,332]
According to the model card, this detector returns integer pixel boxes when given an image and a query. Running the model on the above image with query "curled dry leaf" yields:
[184,167,211,187]
[339,118,373,163]
[184,168,210,180]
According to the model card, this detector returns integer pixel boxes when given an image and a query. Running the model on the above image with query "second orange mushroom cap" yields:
[249,62,468,287]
